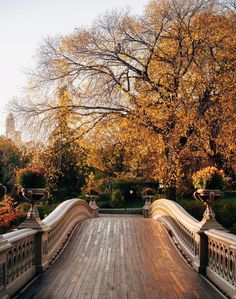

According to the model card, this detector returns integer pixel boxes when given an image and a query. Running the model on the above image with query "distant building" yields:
[5,113,22,145]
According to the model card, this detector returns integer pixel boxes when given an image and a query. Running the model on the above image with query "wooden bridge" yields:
[0,199,235,298]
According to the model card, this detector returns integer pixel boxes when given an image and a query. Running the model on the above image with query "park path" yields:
[16,216,224,299]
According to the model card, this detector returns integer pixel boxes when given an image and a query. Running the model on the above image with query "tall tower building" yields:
[6,113,15,138]
[5,113,22,145]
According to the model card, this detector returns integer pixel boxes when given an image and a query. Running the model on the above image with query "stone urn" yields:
[85,193,99,217]
[19,188,49,229]
[142,188,155,218]
[86,193,99,206]
[143,195,154,205]
[193,188,225,230]
[142,188,155,206]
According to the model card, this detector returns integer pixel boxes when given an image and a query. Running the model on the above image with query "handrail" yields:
[149,199,200,231]
[148,199,201,262]
[43,199,96,261]
[43,198,94,226]
[0,199,97,298]
[148,198,236,299]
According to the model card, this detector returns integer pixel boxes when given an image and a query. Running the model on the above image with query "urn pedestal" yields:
[19,188,49,230]
[86,194,99,217]
[143,195,154,218]
[193,189,226,230]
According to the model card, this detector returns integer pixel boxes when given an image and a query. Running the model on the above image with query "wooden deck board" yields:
[16,216,224,299]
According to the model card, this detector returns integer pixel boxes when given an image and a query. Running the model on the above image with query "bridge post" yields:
[193,230,208,274]
[34,228,50,273]
[89,201,99,217]
[143,201,152,218]
[0,236,12,299]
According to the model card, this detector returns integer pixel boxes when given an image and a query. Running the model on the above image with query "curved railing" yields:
[0,199,97,298]
[148,199,201,261]
[148,199,236,299]
[44,199,96,262]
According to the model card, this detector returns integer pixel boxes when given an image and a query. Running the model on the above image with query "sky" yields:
[0,0,147,137]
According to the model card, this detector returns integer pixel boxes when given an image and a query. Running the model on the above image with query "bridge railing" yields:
[205,229,236,298]
[99,208,143,215]
[0,199,97,299]
[148,199,236,299]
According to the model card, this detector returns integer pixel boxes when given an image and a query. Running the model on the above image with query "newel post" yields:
[0,235,12,299]
[34,227,50,273]
[193,230,208,274]
[89,201,99,217]
[87,195,99,217]
[143,201,152,218]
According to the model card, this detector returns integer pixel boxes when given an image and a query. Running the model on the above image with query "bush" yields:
[100,179,159,201]
[178,195,236,234]
[16,165,47,188]
[142,187,155,196]
[98,191,112,208]
[0,196,20,233]
[37,202,59,219]
[177,199,205,221]
[110,189,124,208]
[17,202,31,214]
[192,166,225,190]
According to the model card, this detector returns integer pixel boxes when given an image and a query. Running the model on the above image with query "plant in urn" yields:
[16,165,49,229]
[142,187,155,204]
[142,187,155,218]
[192,166,225,230]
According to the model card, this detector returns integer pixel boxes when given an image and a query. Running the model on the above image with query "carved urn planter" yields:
[143,195,154,205]
[193,189,223,221]
[85,191,99,217]
[142,188,155,218]
[19,188,49,229]
[142,188,155,205]
[192,167,226,230]
[86,189,99,205]
[16,166,49,229]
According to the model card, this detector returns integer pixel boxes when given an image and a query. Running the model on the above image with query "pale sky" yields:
[0,0,147,136]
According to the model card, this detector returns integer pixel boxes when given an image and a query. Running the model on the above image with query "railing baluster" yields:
[148,199,236,299]
[0,199,97,298]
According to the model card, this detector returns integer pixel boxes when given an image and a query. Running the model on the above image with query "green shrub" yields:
[17,202,31,214]
[178,196,236,234]
[142,187,155,196]
[100,179,159,201]
[192,166,225,190]
[110,189,124,208]
[177,199,205,221]
[99,191,112,208]
[16,166,47,188]
[37,202,59,219]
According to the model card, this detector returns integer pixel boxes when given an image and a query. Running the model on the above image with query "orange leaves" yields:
[0,196,19,231]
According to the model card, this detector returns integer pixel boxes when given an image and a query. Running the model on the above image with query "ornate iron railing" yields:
[148,199,236,299]
[205,229,236,298]
[0,199,97,298]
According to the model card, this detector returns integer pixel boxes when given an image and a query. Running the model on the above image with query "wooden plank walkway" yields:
[16,217,224,299]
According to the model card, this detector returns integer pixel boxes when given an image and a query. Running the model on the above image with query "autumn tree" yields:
[85,117,163,180]
[42,87,88,199]
[0,137,30,191]
[14,0,236,199]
